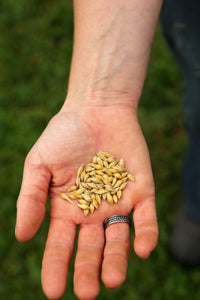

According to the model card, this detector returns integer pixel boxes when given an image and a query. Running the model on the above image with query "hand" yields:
[15,102,158,300]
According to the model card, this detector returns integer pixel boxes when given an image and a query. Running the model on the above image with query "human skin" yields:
[15,1,162,299]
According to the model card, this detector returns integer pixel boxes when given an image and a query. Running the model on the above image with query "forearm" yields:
[65,0,162,109]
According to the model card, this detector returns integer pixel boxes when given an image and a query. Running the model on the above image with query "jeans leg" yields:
[161,0,200,221]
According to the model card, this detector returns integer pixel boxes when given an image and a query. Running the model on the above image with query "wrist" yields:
[61,93,139,117]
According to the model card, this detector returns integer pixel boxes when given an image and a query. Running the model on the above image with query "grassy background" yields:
[0,1,200,299]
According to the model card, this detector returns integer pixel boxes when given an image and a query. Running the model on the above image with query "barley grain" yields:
[96,194,101,205]
[60,193,73,204]
[114,173,122,179]
[78,199,89,205]
[77,204,90,210]
[122,172,128,178]
[93,164,103,170]
[112,177,117,186]
[92,155,98,164]
[68,193,77,199]
[103,160,109,168]
[93,198,99,209]
[80,170,86,182]
[76,176,80,186]
[102,193,107,200]
[90,203,95,214]
[95,189,107,194]
[67,186,77,192]
[83,173,90,182]
[82,194,91,201]
[120,182,128,190]
[84,209,89,216]
[114,180,122,188]
[128,173,135,182]
[113,194,118,203]
[77,163,84,176]
[117,190,122,199]
[85,166,95,172]
[95,170,104,175]
[107,193,113,205]
[119,158,124,167]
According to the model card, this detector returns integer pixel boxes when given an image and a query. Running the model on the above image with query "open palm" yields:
[16,104,158,300]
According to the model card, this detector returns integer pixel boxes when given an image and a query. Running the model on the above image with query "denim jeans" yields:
[161,0,200,221]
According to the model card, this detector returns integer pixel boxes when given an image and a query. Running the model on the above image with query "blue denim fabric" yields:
[161,0,200,221]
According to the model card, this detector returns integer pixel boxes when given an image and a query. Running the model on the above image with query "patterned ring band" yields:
[103,215,131,230]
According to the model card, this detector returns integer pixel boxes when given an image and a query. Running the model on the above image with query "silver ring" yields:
[103,215,131,230]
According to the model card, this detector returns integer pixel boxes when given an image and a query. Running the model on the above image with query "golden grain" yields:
[95,170,103,176]
[76,176,80,186]
[80,170,86,182]
[78,199,89,205]
[113,194,118,203]
[95,189,107,194]
[82,194,91,201]
[90,203,95,214]
[109,161,117,168]
[101,152,113,158]
[112,177,117,186]
[93,164,103,170]
[93,198,99,209]
[84,209,89,216]
[96,194,101,204]
[103,160,109,168]
[120,182,128,190]
[102,193,107,200]
[97,152,107,160]
[83,173,90,182]
[128,173,135,182]
[122,172,128,178]
[68,193,77,199]
[114,173,122,179]
[67,186,77,192]
[107,157,115,163]
[89,171,96,176]
[114,180,122,188]
[77,204,90,209]
[117,190,122,199]
[73,188,85,195]
[107,193,113,205]
[85,166,95,172]
[104,169,113,176]
[77,163,84,176]
[119,158,124,167]
[60,193,74,204]
[92,156,98,163]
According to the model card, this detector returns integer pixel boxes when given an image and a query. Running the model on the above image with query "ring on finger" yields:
[103,215,131,230]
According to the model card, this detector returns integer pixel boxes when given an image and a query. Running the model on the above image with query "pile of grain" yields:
[60,151,134,216]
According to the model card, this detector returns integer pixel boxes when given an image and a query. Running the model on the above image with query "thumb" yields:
[15,150,51,242]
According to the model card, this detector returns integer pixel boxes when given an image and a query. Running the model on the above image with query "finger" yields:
[74,224,104,300]
[101,223,131,289]
[133,197,159,258]
[15,152,51,242]
[42,217,76,300]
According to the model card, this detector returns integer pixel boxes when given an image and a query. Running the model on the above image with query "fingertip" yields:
[102,264,126,289]
[42,280,66,300]
[15,222,32,242]
[74,268,100,300]
[134,231,158,259]
[41,260,68,300]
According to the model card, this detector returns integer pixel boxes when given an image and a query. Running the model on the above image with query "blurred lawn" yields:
[0,1,200,300]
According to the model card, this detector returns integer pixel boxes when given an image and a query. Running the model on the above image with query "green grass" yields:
[1,1,199,299]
